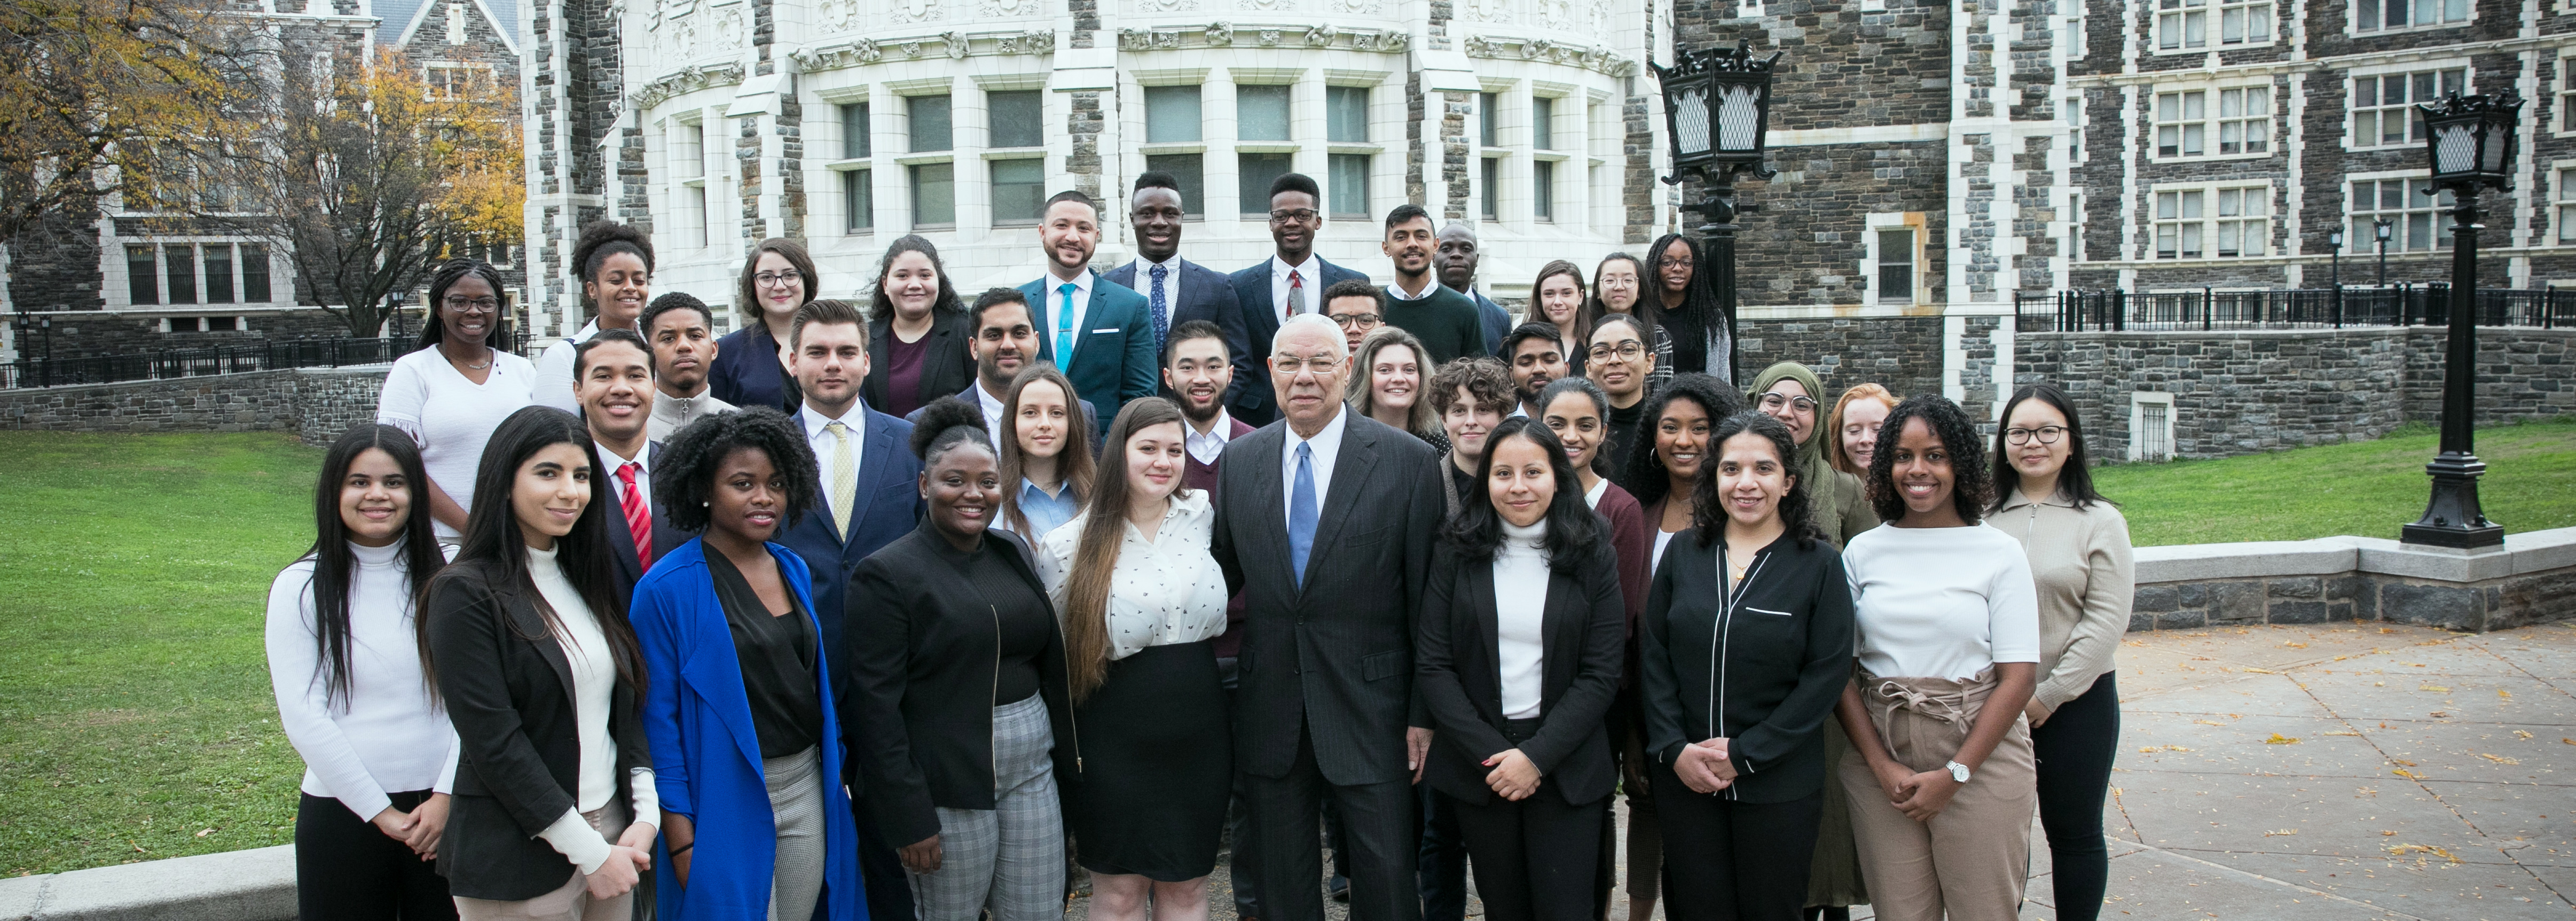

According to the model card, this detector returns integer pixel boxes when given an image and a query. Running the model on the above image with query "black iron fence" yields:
[2016,286,2576,332]
[2,333,528,389]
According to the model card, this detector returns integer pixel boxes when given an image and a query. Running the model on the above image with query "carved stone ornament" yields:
[1258,28,1281,45]
[630,61,747,110]
[1303,22,1334,45]
[892,0,944,22]
[1205,21,1233,44]
[1461,34,1633,76]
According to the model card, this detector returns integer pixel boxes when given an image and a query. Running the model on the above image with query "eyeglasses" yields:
[443,296,500,313]
[1331,313,1383,329]
[1588,341,1645,361]
[1270,354,1344,376]
[2005,425,2068,446]
[755,270,804,288]
[1758,393,1819,413]
[1268,208,1320,224]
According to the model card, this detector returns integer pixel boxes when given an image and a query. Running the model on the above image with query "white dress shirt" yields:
[1039,269,1096,361]
[1186,408,1237,466]
[595,439,652,516]
[972,379,1010,430]
[1270,254,1323,322]
[1281,406,1349,525]
[532,320,604,414]
[1034,490,1231,660]
[800,401,871,510]
[1129,255,1184,315]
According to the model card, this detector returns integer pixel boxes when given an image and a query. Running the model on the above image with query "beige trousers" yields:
[454,798,638,921]
[1838,669,2037,921]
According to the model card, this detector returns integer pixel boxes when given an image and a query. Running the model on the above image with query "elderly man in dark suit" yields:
[1227,173,1368,428]
[1210,313,1448,921]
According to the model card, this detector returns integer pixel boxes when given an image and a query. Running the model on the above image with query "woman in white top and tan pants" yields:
[1835,396,2041,921]
[1036,397,1234,921]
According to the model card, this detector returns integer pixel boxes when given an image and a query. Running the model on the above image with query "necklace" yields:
[444,345,492,371]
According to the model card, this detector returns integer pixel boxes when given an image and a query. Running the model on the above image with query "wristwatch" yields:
[1946,760,1972,783]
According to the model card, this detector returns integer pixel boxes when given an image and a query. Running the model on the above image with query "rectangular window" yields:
[910,162,956,228]
[2159,0,2271,48]
[127,244,159,305]
[169,316,201,333]
[1481,158,1499,220]
[844,170,874,233]
[166,245,198,305]
[2214,187,2268,257]
[241,244,270,302]
[2563,63,2576,134]
[2217,87,2269,155]
[2155,90,2205,157]
[992,159,1046,224]
[842,103,870,159]
[1532,161,1553,222]
[1145,85,1203,143]
[2155,186,2272,258]
[2354,69,2464,147]
[1239,152,1292,215]
[1238,84,1291,142]
[673,121,705,178]
[2157,0,2207,49]
[2155,190,2205,259]
[988,90,1042,149]
[205,244,234,304]
[2351,177,2455,252]
[2558,168,2576,244]
[1876,229,1915,303]
[1533,96,1555,150]
[2357,0,2469,31]
[1143,153,1205,215]
[1328,153,1370,220]
[909,95,953,153]
[1480,92,1501,147]
[2218,0,2271,43]
[1326,86,1369,143]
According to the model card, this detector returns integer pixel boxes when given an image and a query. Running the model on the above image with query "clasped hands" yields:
[583,821,658,899]
[1674,738,1739,794]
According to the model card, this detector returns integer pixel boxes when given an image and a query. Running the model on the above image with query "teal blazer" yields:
[1018,271,1158,438]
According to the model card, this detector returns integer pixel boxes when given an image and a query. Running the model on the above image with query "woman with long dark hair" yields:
[1835,396,2040,921]
[1034,397,1232,921]
[1644,234,1734,386]
[1637,411,1855,921]
[380,259,535,541]
[711,238,822,412]
[1588,253,1672,394]
[863,235,975,418]
[996,365,1097,546]
[422,407,657,920]
[1529,261,1593,377]
[1987,384,2132,921]
[1416,417,1623,921]
[535,221,656,412]
[267,424,459,920]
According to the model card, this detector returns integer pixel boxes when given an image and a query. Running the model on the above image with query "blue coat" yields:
[709,324,796,413]
[1018,271,1158,439]
[773,407,922,672]
[632,539,867,921]
[1103,257,1250,408]
[1226,255,1369,426]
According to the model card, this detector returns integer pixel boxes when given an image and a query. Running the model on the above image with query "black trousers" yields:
[1416,784,1467,921]
[1447,789,1605,921]
[1248,725,1421,921]
[1220,655,1263,918]
[850,790,918,921]
[2032,672,2120,921]
[295,790,455,921]
[1652,766,1820,921]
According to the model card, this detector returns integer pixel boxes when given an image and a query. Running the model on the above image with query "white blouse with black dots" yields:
[1035,488,1231,660]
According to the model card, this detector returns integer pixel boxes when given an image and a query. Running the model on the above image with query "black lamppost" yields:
[2400,90,2520,549]
[388,290,407,342]
[2328,229,2345,327]
[2374,216,2393,287]
[1651,38,1780,388]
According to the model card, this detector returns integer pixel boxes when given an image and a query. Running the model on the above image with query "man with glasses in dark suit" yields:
[1227,173,1367,427]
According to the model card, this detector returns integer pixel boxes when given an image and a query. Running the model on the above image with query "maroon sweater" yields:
[1183,416,1258,658]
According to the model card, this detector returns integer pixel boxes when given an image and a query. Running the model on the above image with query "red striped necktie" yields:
[616,462,652,569]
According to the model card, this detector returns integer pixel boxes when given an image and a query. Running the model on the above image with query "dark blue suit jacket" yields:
[1226,255,1369,426]
[1104,257,1248,405]
[604,441,689,614]
[774,405,923,665]
[630,539,866,920]
[1018,271,1159,438]
[1468,288,1511,357]
[708,324,795,413]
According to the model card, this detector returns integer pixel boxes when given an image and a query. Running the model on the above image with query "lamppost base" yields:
[2400,452,2505,549]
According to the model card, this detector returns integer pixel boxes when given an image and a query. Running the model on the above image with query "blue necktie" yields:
[1289,442,1317,586]
[1055,282,1078,369]
[1148,263,1171,353]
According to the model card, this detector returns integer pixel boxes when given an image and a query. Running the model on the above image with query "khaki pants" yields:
[1839,669,2037,921]
[454,798,638,921]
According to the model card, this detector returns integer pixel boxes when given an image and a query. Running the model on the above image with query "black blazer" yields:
[604,441,688,612]
[426,568,651,901]
[1416,540,1626,807]
[1637,530,1855,803]
[844,524,1077,847]
[862,308,975,416]
[1223,256,1369,426]
[1103,257,1248,402]
[1209,412,1446,784]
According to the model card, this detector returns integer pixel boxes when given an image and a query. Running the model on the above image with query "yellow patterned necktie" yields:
[827,420,855,534]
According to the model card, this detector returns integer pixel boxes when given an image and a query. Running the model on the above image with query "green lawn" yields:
[2094,416,2576,546]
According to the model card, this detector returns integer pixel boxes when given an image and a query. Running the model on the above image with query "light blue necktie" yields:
[1289,442,1317,585]
[1148,263,1171,353]
[1055,282,1078,369]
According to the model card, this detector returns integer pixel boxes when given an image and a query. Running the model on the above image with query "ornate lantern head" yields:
[2416,90,2523,192]
[1650,39,1781,175]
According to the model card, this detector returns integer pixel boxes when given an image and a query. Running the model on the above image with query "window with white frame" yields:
[1144,85,1204,216]
[2561,61,2576,134]
[671,120,709,247]
[2129,392,2175,462]
[2349,176,2455,253]
[2157,86,2271,158]
[1876,228,1917,303]
[2156,0,2272,50]
[2357,0,2467,32]
[845,170,874,234]
[2156,90,2206,157]
[2153,185,2270,259]
[2218,87,2270,154]
[2353,68,2464,147]
[2557,167,2576,244]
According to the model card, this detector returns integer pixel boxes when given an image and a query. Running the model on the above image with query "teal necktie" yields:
[1055,282,1078,369]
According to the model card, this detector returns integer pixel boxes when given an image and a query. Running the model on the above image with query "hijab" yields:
[1747,361,1850,543]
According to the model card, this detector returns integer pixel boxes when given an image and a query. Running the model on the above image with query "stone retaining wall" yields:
[2126,528,2576,634]
[0,365,388,443]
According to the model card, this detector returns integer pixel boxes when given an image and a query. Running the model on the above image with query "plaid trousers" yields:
[909,693,1065,921]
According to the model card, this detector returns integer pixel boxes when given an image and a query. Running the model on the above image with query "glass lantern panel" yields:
[2433,122,2476,174]
[1715,84,1761,152]
[1672,86,1710,155]
[2478,119,2509,171]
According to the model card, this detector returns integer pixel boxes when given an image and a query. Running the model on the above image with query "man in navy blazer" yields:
[1104,171,1250,403]
[1228,171,1367,427]
[1018,190,1157,438]
[1436,222,1513,357]
[570,329,690,614]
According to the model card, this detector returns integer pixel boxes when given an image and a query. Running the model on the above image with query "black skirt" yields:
[1063,639,1233,881]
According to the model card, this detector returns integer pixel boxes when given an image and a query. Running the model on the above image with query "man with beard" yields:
[1377,205,1486,365]
[1105,172,1248,386]
[1499,323,1568,419]
[1228,173,1368,427]
[1017,190,1157,438]
[1434,222,1512,357]
[909,287,1096,435]
[641,291,737,440]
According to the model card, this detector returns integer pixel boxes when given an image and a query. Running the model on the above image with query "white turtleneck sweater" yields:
[265,540,460,822]
[1493,519,1552,720]
[524,543,658,873]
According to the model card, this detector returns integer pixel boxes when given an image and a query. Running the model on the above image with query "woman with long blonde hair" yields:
[1035,397,1233,921]
[996,365,1098,545]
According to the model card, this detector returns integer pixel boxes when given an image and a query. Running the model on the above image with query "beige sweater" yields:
[1991,489,2136,709]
